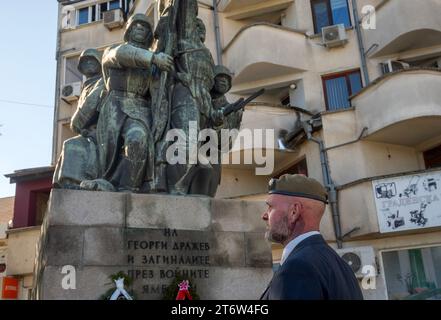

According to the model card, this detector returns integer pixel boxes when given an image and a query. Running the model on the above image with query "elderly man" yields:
[260,174,363,300]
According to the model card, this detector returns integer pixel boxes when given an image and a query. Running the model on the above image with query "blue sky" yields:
[0,2,57,197]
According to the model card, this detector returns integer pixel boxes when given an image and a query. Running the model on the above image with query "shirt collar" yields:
[280,231,321,265]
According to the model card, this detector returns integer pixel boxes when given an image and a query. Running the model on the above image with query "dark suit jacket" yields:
[260,235,364,300]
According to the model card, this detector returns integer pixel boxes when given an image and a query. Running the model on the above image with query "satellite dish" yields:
[342,252,362,273]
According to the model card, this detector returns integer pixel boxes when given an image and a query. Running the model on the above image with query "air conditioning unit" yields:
[380,60,410,75]
[104,9,125,30]
[336,246,376,279]
[322,24,348,48]
[61,81,82,103]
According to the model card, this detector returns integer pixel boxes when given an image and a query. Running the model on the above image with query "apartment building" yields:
[5,0,441,300]
[0,197,16,300]
[2,168,52,300]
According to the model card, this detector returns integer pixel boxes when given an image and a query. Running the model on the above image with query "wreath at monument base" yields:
[161,275,200,300]
[100,271,136,300]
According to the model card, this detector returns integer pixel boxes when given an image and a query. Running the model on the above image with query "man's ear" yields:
[288,202,302,225]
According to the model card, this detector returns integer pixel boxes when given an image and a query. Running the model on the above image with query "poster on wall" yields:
[372,170,441,233]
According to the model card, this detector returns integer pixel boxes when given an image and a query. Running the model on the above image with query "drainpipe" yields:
[212,0,223,65]
[302,121,343,249]
[352,0,370,85]
[51,3,63,165]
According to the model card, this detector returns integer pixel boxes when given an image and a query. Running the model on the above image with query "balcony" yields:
[222,103,299,172]
[365,0,441,57]
[352,69,441,146]
[339,168,441,239]
[61,21,124,52]
[220,0,294,20]
[223,23,309,86]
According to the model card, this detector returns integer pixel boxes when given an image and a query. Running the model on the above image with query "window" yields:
[123,0,135,13]
[109,0,121,10]
[274,158,308,178]
[311,0,351,34]
[424,145,441,169]
[35,192,50,226]
[78,7,89,25]
[76,1,133,25]
[382,246,441,300]
[100,2,109,19]
[78,5,98,25]
[91,6,97,22]
[65,56,83,84]
[322,69,362,111]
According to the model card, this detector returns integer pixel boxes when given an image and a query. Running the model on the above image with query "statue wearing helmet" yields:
[164,0,219,195]
[189,65,244,196]
[82,14,174,193]
[53,48,106,190]
[211,65,243,131]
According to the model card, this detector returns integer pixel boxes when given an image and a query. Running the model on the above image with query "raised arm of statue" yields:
[103,44,173,74]
[103,44,154,70]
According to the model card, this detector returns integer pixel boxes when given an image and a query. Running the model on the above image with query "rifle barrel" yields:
[242,88,265,105]
[223,89,265,116]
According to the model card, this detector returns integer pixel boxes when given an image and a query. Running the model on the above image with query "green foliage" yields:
[161,275,200,300]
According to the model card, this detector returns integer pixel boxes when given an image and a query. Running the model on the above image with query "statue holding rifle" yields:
[189,65,265,196]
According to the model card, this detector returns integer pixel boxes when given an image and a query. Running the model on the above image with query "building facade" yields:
[5,0,441,300]
[0,197,16,300]
[3,168,53,300]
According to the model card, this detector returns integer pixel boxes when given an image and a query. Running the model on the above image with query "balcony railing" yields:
[223,23,309,86]
[365,0,441,57]
[220,103,298,170]
[220,0,294,20]
[352,69,441,146]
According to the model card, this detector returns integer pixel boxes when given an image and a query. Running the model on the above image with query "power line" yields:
[0,99,53,109]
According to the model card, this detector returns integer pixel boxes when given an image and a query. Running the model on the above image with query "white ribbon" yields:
[110,278,133,300]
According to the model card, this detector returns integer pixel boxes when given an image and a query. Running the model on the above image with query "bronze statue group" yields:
[53,0,245,197]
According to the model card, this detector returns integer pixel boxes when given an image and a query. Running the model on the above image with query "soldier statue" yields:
[211,66,243,129]
[53,49,105,189]
[189,65,244,196]
[81,14,174,193]
[54,7,262,197]
[165,0,223,195]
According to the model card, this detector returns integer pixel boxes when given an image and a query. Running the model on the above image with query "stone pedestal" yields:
[33,189,273,300]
